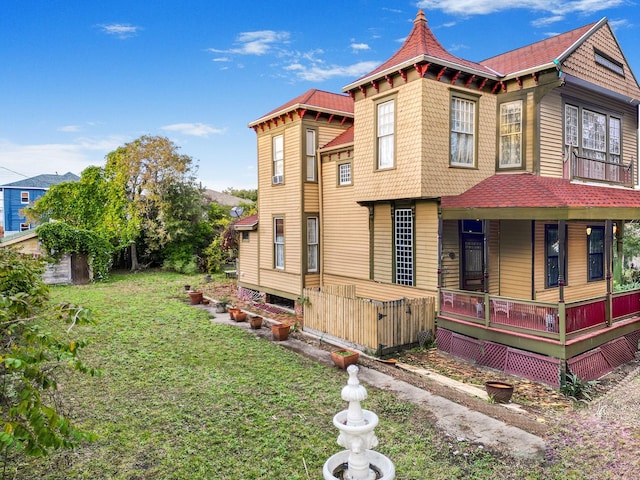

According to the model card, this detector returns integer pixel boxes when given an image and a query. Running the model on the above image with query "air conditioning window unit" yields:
[272,175,284,184]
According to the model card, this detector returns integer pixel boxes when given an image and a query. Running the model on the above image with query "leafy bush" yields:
[0,249,99,467]
[561,373,599,401]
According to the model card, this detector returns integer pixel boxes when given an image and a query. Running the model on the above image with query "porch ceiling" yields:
[441,174,640,220]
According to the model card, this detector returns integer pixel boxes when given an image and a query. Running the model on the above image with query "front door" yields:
[461,232,484,291]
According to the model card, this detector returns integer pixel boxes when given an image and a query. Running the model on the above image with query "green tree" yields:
[0,249,98,471]
[104,135,201,270]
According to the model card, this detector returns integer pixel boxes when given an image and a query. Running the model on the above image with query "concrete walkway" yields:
[207,307,546,461]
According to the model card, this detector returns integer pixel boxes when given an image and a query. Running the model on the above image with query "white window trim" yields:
[377,99,395,169]
[450,96,476,167]
[305,129,316,182]
[499,100,523,168]
[273,135,284,184]
[307,217,319,273]
[394,207,414,286]
[274,217,284,270]
[338,162,352,186]
[20,191,30,204]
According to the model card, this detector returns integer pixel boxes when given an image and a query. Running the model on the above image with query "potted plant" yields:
[271,323,290,341]
[484,381,515,403]
[228,307,241,320]
[233,310,247,322]
[331,349,359,369]
[188,291,203,305]
[249,315,263,329]
[216,297,231,313]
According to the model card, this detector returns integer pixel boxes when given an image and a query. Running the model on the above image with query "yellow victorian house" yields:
[239,11,640,386]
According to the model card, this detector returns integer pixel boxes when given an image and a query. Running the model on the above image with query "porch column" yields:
[482,220,489,293]
[605,219,612,326]
[558,220,566,303]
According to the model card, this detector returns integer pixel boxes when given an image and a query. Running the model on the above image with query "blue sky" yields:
[1,0,638,191]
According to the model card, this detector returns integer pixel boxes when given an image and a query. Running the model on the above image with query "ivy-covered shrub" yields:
[36,222,113,280]
[0,248,99,464]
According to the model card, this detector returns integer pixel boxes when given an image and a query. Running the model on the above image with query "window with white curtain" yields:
[450,97,475,166]
[499,101,522,168]
[273,135,284,183]
[305,129,316,181]
[307,217,318,272]
[377,100,394,169]
[274,217,284,269]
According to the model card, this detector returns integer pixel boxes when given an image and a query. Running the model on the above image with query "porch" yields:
[437,288,640,385]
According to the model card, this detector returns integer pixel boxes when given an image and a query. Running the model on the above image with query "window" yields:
[377,99,394,169]
[307,217,318,273]
[272,135,284,184]
[545,224,568,288]
[241,231,249,241]
[595,49,624,76]
[338,162,352,185]
[564,104,621,163]
[305,129,316,181]
[587,226,604,281]
[20,191,29,204]
[394,208,414,286]
[274,217,284,269]
[20,223,30,231]
[499,101,522,168]
[450,96,475,166]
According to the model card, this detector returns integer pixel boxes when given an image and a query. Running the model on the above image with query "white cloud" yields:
[286,60,381,82]
[531,16,566,27]
[209,30,290,56]
[609,18,631,30]
[58,125,81,132]
[0,137,124,181]
[351,42,370,52]
[415,0,625,16]
[212,57,231,62]
[98,23,141,39]
[161,123,226,137]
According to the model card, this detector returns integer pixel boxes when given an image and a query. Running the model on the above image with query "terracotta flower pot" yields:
[331,349,359,370]
[249,315,263,329]
[228,307,240,320]
[234,311,247,322]
[485,381,515,403]
[271,323,290,341]
[188,291,203,305]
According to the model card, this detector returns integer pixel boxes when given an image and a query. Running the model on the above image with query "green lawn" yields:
[13,271,547,479]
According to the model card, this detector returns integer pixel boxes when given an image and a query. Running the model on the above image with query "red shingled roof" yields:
[481,21,598,76]
[442,174,640,210]
[250,89,353,126]
[321,125,354,150]
[351,10,496,86]
[234,214,258,228]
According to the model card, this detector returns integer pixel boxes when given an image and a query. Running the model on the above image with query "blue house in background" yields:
[0,172,79,236]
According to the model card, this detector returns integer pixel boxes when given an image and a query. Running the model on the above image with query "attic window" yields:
[594,49,624,76]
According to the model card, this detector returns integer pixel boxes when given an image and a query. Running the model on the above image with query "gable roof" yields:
[441,174,640,220]
[344,10,498,91]
[3,172,79,189]
[481,20,601,77]
[249,89,353,127]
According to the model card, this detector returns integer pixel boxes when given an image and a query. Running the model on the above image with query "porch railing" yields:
[571,153,633,186]
[439,287,640,342]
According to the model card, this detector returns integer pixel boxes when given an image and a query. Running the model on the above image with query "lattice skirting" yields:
[438,328,640,386]
[237,287,265,303]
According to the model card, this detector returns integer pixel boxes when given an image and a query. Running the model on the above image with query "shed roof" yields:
[234,213,258,231]
[441,174,640,220]
[321,125,354,150]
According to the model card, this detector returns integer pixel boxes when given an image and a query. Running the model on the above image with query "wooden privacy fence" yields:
[302,286,435,352]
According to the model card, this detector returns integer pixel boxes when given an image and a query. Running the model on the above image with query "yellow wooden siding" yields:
[353,78,497,203]
[304,183,319,212]
[499,220,532,299]
[238,232,259,285]
[320,157,370,280]
[322,274,437,301]
[563,24,640,100]
[538,89,564,178]
[373,203,392,283]
[533,222,608,302]
[415,201,439,290]
[488,220,500,294]
[304,273,320,288]
[441,220,460,289]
